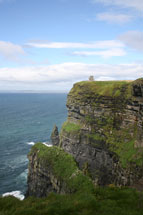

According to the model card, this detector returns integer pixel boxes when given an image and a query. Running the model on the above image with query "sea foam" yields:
[2,190,25,200]
[27,141,35,145]
[42,142,52,147]
[27,141,52,147]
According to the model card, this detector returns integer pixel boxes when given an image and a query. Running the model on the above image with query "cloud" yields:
[119,31,143,52]
[26,40,124,49]
[96,12,133,24]
[92,0,143,12]
[72,48,126,58]
[26,40,126,59]
[0,41,26,62]
[0,62,142,91]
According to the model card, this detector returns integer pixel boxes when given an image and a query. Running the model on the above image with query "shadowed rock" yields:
[51,125,59,146]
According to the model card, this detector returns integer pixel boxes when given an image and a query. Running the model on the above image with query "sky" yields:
[0,0,143,92]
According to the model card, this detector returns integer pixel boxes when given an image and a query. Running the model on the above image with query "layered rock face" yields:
[26,143,94,197]
[27,78,143,197]
[27,147,60,197]
[60,79,143,186]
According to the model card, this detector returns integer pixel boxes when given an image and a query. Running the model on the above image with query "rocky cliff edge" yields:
[27,78,143,197]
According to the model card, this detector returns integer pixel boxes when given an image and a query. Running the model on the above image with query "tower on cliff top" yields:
[89,76,94,81]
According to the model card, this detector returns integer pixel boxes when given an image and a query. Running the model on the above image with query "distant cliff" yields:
[27,78,143,197]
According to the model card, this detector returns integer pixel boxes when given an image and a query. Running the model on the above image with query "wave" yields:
[27,141,35,145]
[2,190,25,200]
[8,155,28,169]
[17,169,28,181]
[42,142,52,147]
[27,141,52,147]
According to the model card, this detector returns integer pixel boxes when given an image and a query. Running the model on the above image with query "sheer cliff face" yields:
[27,143,94,197]
[27,151,56,197]
[27,79,143,198]
[60,79,143,186]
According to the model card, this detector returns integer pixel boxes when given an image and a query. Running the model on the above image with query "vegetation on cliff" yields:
[29,143,94,194]
[68,80,133,101]
[104,123,143,168]
[61,121,81,133]
[65,79,143,171]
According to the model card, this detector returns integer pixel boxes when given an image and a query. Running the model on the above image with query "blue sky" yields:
[0,0,143,92]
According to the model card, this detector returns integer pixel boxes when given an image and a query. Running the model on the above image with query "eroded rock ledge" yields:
[27,78,143,197]
[26,143,94,197]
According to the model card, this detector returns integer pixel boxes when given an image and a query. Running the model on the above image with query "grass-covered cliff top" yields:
[68,79,143,100]
[29,143,94,194]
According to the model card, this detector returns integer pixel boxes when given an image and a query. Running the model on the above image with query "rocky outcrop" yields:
[27,150,58,197]
[50,125,59,146]
[27,78,143,197]
[26,143,94,197]
[60,79,143,187]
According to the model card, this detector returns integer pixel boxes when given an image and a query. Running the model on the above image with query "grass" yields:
[68,80,133,100]
[1,187,143,215]
[29,143,94,194]
[83,111,143,168]
[111,138,143,168]
[87,133,105,142]
[86,133,106,147]
[61,121,81,133]
[102,120,143,168]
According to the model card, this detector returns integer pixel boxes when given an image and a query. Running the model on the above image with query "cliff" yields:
[27,143,94,197]
[60,79,143,186]
[27,78,143,197]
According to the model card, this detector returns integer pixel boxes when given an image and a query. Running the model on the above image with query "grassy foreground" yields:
[1,187,143,215]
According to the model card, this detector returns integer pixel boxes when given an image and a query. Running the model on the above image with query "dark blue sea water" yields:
[0,93,67,197]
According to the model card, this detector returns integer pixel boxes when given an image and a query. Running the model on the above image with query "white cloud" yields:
[26,40,126,59]
[96,76,116,81]
[26,40,124,49]
[119,31,143,52]
[0,41,26,62]
[0,62,142,91]
[96,12,133,24]
[92,0,143,12]
[72,48,126,58]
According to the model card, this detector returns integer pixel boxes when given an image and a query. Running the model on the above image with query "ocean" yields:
[0,93,67,199]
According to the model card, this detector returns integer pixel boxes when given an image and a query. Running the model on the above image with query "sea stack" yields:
[50,125,59,146]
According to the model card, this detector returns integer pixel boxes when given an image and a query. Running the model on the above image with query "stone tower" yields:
[89,76,94,81]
